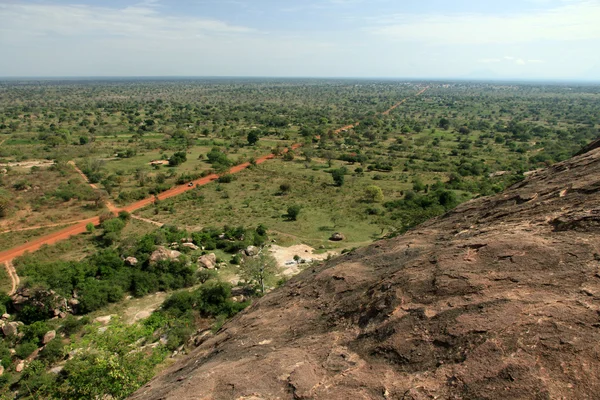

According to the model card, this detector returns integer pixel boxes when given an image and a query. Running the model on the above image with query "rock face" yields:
[131,142,600,400]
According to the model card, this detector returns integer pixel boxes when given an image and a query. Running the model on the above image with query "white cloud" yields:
[478,56,546,66]
[369,0,600,45]
[0,2,256,44]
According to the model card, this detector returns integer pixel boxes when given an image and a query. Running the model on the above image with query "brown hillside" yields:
[131,142,600,400]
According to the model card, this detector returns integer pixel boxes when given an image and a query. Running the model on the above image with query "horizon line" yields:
[1,75,599,84]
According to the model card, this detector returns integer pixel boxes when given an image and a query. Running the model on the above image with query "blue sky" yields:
[0,0,599,79]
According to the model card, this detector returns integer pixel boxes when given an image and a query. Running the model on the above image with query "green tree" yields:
[412,178,426,192]
[332,167,346,187]
[247,130,259,146]
[240,252,279,294]
[286,205,301,221]
[168,151,187,167]
[364,185,384,203]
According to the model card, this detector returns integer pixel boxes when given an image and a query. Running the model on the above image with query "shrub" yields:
[39,339,65,364]
[15,341,38,359]
[286,205,301,221]
[168,151,187,166]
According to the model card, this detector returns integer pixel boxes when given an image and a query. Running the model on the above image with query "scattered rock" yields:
[489,170,510,178]
[198,253,217,269]
[15,360,25,373]
[26,348,40,362]
[182,243,199,251]
[245,246,259,256]
[125,257,138,266]
[329,232,345,241]
[1,314,9,320]
[49,366,64,374]
[2,322,18,337]
[42,330,56,345]
[94,315,112,325]
[68,348,81,360]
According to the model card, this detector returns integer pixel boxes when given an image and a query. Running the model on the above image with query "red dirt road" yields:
[382,87,428,115]
[0,144,303,265]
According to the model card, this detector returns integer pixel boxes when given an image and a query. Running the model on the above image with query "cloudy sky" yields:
[0,0,599,79]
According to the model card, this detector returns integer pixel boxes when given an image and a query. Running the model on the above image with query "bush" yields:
[286,205,301,221]
[60,315,90,336]
[39,339,65,364]
[22,321,50,345]
[331,168,346,186]
[168,151,187,166]
[15,341,38,359]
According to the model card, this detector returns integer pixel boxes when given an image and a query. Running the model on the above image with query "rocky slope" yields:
[131,142,600,400]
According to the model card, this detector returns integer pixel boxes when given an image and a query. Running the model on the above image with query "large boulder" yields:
[198,254,217,270]
[244,246,259,256]
[1,322,18,337]
[181,243,199,251]
[15,360,25,373]
[42,330,56,345]
[0,365,4,376]
[150,246,182,263]
[125,257,138,266]
[329,232,345,241]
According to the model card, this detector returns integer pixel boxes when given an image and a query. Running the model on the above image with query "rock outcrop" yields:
[131,142,600,399]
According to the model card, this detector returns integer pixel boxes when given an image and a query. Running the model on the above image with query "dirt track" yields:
[69,161,118,212]
[4,261,20,296]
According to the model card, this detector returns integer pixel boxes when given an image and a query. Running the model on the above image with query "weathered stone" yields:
[150,246,182,263]
[198,253,217,269]
[0,365,4,376]
[125,257,138,266]
[182,242,199,251]
[245,246,259,256]
[42,330,56,345]
[15,360,25,373]
[94,315,112,325]
[49,366,64,374]
[2,322,18,337]
[329,232,345,241]
[1,313,9,320]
